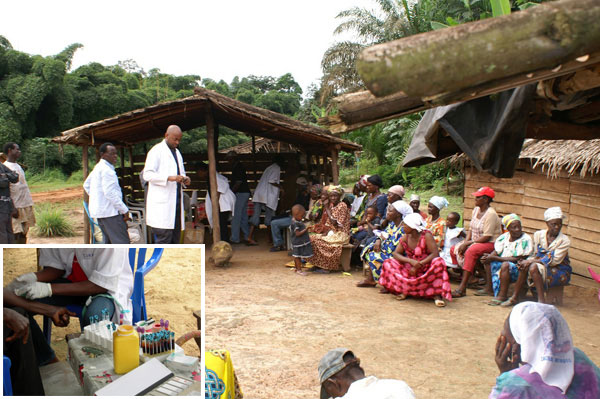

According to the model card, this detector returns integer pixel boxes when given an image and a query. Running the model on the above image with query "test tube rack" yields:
[83,319,117,352]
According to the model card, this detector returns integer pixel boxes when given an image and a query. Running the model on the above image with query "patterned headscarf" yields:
[544,207,563,222]
[502,213,521,229]
[402,213,426,232]
[311,184,322,195]
[509,302,574,393]
[327,185,344,195]
[428,196,449,210]
[359,175,370,187]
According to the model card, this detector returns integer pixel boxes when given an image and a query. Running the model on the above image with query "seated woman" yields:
[310,187,329,232]
[505,207,571,306]
[307,184,322,221]
[426,196,449,248]
[357,200,412,289]
[490,301,600,398]
[308,186,350,273]
[378,213,452,307]
[452,186,502,298]
[481,214,533,306]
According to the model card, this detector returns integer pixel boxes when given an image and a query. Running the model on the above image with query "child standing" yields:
[291,204,312,276]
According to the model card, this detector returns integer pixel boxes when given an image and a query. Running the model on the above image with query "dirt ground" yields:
[205,231,600,399]
[3,247,202,360]
[30,187,83,204]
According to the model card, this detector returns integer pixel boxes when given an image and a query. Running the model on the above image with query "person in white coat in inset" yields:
[142,125,190,244]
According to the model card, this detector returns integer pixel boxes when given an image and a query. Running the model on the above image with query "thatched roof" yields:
[520,139,600,178]
[52,88,361,153]
[219,137,298,154]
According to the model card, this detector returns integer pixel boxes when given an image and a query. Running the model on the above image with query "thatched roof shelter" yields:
[520,139,600,178]
[219,137,299,154]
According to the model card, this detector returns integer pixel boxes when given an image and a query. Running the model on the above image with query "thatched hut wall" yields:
[464,161,600,277]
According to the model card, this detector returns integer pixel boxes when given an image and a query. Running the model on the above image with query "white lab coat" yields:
[252,163,281,211]
[38,248,133,324]
[205,173,236,228]
[142,140,187,230]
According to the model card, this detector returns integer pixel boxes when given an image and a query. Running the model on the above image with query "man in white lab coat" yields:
[246,155,285,245]
[196,162,236,242]
[142,125,190,244]
[83,142,130,244]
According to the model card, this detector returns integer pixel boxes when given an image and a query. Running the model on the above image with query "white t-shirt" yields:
[252,163,281,211]
[38,248,133,323]
[351,194,366,217]
[3,161,34,208]
[335,376,415,399]
[441,226,464,267]
[206,173,237,228]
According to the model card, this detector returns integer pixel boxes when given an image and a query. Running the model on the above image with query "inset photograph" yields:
[3,246,203,396]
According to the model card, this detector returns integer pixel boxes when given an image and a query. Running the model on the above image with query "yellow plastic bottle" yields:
[113,325,139,374]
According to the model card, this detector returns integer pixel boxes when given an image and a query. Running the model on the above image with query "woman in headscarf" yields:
[379,185,405,230]
[505,207,571,306]
[480,214,533,306]
[378,213,452,307]
[409,194,427,219]
[426,196,449,248]
[452,186,502,298]
[310,186,330,233]
[308,185,351,273]
[490,302,600,398]
[357,200,412,289]
[307,184,323,223]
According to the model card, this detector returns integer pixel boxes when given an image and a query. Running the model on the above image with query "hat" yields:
[388,185,405,198]
[367,174,383,188]
[472,186,495,199]
[319,348,354,399]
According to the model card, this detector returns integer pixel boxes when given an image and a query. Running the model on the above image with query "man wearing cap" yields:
[506,206,571,305]
[453,186,502,297]
[409,194,427,220]
[318,348,415,399]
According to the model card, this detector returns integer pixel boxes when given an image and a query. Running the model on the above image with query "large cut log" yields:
[357,0,600,99]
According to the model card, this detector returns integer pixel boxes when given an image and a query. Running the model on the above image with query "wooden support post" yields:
[82,145,90,244]
[251,135,257,183]
[323,155,330,184]
[119,147,125,176]
[95,147,100,163]
[331,149,339,185]
[206,109,221,243]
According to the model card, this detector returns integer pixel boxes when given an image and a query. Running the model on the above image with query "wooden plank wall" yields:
[463,163,600,277]
[118,152,334,213]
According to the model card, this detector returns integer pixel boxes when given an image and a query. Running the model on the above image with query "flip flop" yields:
[394,293,408,301]
[434,299,446,307]
[451,289,466,298]
[356,280,376,287]
[500,298,518,307]
[473,289,493,296]
[487,299,503,306]
[379,288,390,294]
[295,270,308,276]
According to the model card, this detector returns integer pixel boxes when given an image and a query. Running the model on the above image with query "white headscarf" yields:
[509,302,574,393]
[391,200,413,219]
[544,207,563,222]
[402,213,426,232]
[428,196,449,210]
[409,194,420,202]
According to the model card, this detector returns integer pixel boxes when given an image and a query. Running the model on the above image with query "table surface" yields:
[67,335,199,395]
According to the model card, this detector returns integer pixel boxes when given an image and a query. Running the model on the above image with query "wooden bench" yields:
[546,285,565,306]
[340,244,354,272]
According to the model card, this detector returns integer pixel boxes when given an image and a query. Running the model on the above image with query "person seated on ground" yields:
[426,195,449,248]
[452,186,502,298]
[490,301,600,398]
[319,348,415,399]
[379,185,405,229]
[196,162,236,243]
[505,207,571,306]
[408,194,427,220]
[290,204,312,276]
[350,175,369,228]
[4,287,76,370]
[269,179,313,252]
[441,212,465,268]
[357,201,413,289]
[378,213,452,307]
[481,214,533,306]
[350,205,380,248]
[7,248,134,359]
[307,186,350,273]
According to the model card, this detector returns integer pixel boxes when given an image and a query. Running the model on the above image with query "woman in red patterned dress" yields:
[379,213,452,307]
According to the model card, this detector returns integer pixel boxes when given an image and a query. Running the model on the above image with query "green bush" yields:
[34,203,74,237]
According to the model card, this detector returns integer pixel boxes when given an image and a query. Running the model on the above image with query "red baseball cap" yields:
[472,186,495,198]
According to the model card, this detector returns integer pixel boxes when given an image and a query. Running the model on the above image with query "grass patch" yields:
[34,203,75,237]
[27,169,83,193]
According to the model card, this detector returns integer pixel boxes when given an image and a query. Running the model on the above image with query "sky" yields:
[2,0,374,95]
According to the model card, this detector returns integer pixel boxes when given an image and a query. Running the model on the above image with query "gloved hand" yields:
[6,272,37,293]
[15,282,52,300]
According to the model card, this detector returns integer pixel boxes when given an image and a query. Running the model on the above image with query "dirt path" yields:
[205,237,600,399]
[3,247,202,361]
[31,187,83,204]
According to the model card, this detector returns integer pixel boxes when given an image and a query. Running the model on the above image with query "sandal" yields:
[487,299,503,306]
[379,288,390,294]
[500,297,518,307]
[295,270,308,276]
[473,289,493,296]
[434,299,446,307]
[451,289,466,298]
[394,293,408,301]
[356,280,376,288]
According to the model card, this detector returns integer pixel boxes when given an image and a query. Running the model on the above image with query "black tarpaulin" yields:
[402,85,536,178]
